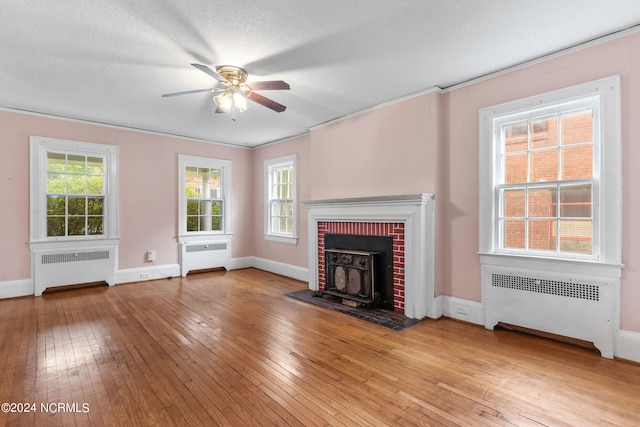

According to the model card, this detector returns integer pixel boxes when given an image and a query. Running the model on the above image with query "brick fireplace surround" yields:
[303,194,437,320]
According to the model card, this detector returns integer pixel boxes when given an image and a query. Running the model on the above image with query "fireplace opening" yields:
[324,234,394,310]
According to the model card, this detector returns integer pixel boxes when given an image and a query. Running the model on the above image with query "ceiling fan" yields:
[162,63,290,120]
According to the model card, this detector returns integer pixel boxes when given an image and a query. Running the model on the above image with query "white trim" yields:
[115,264,180,284]
[250,257,309,283]
[0,279,33,299]
[615,330,640,364]
[442,296,484,325]
[264,154,298,242]
[29,135,119,243]
[178,154,232,238]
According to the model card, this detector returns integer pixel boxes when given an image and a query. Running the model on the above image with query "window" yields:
[178,155,231,236]
[499,106,596,256]
[30,136,118,243]
[265,155,297,243]
[479,76,621,267]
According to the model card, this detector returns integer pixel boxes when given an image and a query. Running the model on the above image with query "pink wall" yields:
[0,111,253,281]
[444,31,640,331]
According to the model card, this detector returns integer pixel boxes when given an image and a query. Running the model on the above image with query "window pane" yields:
[530,116,557,149]
[47,217,65,237]
[87,217,103,235]
[530,149,558,182]
[67,155,86,174]
[185,167,200,198]
[68,197,86,215]
[502,188,525,218]
[47,173,66,194]
[559,184,591,218]
[528,187,556,218]
[207,168,221,198]
[559,220,592,255]
[87,198,103,215]
[68,217,85,236]
[47,152,66,172]
[503,122,527,153]
[561,144,593,179]
[67,174,86,194]
[504,153,527,183]
[561,109,592,145]
[47,196,65,216]
[87,157,103,175]
[186,216,199,232]
[87,175,104,195]
[187,200,200,215]
[529,219,557,251]
[503,220,525,249]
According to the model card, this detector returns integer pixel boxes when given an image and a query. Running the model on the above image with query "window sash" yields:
[492,97,600,260]
[266,157,296,238]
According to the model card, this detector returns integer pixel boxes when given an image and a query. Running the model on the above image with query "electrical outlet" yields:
[140,273,150,279]
[456,305,469,315]
[146,251,156,262]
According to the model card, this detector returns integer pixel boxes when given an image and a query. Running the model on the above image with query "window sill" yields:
[178,233,232,243]
[478,252,623,279]
[265,234,298,245]
[29,237,120,251]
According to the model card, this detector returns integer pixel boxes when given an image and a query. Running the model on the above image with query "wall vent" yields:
[491,273,599,301]
[41,250,110,265]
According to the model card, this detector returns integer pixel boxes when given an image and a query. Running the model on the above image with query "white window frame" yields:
[178,154,232,240]
[264,155,298,244]
[29,136,119,249]
[479,76,622,275]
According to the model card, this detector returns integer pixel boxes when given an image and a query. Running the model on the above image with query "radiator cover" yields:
[32,246,117,296]
[482,265,618,358]
[179,240,231,276]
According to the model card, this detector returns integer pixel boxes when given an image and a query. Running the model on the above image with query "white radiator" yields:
[482,266,618,358]
[179,240,231,276]
[32,246,117,296]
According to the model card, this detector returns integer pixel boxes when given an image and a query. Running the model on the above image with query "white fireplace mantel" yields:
[303,193,438,320]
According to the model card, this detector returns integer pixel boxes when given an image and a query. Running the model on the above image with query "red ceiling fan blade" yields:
[191,63,227,82]
[249,80,290,91]
[161,88,213,98]
[249,92,286,112]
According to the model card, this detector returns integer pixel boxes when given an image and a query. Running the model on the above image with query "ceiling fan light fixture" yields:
[214,91,234,113]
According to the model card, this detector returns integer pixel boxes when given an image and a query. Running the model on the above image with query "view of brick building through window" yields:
[501,108,593,255]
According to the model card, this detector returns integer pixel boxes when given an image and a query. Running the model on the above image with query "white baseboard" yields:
[442,296,484,325]
[0,279,33,299]
[615,330,640,363]
[232,256,309,283]
[116,264,180,284]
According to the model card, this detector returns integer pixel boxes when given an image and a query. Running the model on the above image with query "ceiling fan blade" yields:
[191,63,227,82]
[161,88,213,98]
[249,80,290,91]
[249,92,287,112]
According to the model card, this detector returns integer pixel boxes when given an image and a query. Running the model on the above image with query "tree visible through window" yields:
[46,152,105,237]
[499,108,594,255]
[185,166,223,232]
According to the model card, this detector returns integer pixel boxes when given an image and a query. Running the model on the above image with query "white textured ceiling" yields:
[2,1,640,147]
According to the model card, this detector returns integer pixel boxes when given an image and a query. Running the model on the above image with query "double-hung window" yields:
[30,136,119,243]
[178,155,231,237]
[265,155,297,243]
[479,76,621,269]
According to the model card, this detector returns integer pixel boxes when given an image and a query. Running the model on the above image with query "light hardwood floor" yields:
[1,268,639,426]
